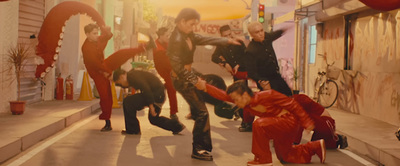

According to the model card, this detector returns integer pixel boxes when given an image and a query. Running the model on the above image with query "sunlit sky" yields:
[148,0,252,20]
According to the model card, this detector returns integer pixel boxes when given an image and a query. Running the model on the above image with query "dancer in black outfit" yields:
[113,69,185,135]
[245,21,292,96]
[167,8,241,161]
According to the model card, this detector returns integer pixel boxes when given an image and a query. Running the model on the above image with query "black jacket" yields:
[167,28,229,85]
[126,70,165,104]
[245,30,283,82]
[211,40,246,72]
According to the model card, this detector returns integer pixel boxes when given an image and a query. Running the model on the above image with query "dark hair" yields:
[175,8,200,23]
[113,68,126,82]
[227,80,253,96]
[156,27,169,37]
[219,25,231,34]
[84,23,99,34]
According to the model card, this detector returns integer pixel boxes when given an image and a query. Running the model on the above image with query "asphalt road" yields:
[3,101,375,166]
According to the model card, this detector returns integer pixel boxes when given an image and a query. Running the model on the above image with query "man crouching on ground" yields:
[113,69,185,135]
[196,80,326,166]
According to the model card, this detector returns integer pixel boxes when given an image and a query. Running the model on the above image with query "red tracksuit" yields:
[242,93,339,149]
[82,28,145,120]
[153,39,178,115]
[205,84,323,164]
[293,94,338,149]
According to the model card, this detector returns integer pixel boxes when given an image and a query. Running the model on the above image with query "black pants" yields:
[257,75,293,97]
[172,76,212,152]
[201,74,235,119]
[122,93,183,134]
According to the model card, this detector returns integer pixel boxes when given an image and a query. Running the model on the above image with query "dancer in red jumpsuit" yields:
[293,94,348,149]
[195,80,326,166]
[82,23,153,131]
[153,27,179,119]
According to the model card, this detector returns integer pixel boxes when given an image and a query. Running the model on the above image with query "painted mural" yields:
[336,10,400,126]
[323,19,345,63]
[279,58,294,89]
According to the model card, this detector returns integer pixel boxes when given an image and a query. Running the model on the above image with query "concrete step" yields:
[0,99,100,163]
[329,107,400,166]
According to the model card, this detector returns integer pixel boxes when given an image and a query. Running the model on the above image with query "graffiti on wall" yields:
[323,26,344,62]
[195,24,220,35]
[397,11,400,60]
[392,90,400,113]
[337,70,367,114]
[194,19,243,37]
[353,12,399,69]
[345,11,400,125]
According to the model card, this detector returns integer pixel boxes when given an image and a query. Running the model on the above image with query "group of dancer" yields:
[82,7,348,166]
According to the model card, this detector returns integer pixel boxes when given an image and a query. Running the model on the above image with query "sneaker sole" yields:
[100,128,112,132]
[320,139,326,163]
[191,154,213,161]
[238,128,252,132]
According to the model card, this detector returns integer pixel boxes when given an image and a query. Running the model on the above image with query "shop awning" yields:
[295,0,323,19]
[273,0,322,24]
[148,0,252,21]
[274,10,295,24]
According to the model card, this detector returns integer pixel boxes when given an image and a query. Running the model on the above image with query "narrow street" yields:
[2,101,374,166]
[1,1,400,166]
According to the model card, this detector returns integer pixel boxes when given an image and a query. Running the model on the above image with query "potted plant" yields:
[293,68,300,94]
[5,43,30,115]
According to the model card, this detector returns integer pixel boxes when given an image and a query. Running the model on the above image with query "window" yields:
[308,25,317,64]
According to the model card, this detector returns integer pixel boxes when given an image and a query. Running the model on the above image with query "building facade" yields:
[294,0,400,126]
[0,0,143,114]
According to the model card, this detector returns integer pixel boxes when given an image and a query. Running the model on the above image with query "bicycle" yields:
[314,55,341,108]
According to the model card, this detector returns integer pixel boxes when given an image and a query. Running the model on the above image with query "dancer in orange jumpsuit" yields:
[82,23,153,131]
[195,80,326,166]
[153,27,179,119]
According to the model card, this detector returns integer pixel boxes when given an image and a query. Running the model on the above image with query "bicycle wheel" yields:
[317,80,338,108]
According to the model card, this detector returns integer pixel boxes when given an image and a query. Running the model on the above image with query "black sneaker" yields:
[191,150,213,161]
[173,123,186,135]
[337,134,348,149]
[170,114,179,120]
[238,122,252,132]
[100,125,112,132]
[121,129,141,135]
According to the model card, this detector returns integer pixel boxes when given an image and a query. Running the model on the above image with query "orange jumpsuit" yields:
[82,28,145,120]
[205,84,323,164]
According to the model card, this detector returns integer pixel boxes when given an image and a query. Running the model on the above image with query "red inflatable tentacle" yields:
[35,1,105,78]
[359,0,400,11]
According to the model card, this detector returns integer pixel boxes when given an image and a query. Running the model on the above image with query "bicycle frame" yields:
[314,54,339,108]
[314,71,327,98]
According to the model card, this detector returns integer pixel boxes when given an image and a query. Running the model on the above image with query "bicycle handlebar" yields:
[317,54,335,67]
